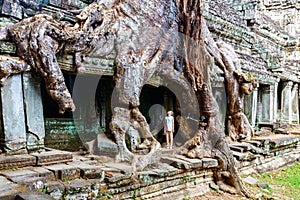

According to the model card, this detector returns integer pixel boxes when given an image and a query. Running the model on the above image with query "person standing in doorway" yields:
[164,111,174,149]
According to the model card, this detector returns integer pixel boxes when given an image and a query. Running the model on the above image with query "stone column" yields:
[273,82,278,123]
[260,84,274,123]
[251,83,259,127]
[22,73,45,151]
[269,84,275,123]
[281,81,293,124]
[291,83,299,123]
[0,75,27,153]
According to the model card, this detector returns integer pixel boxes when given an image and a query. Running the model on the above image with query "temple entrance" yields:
[139,85,177,146]
[42,73,115,152]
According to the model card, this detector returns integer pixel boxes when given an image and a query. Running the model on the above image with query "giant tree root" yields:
[110,107,161,171]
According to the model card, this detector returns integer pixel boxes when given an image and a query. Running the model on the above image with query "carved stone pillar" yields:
[259,84,274,123]
[281,81,293,123]
[0,75,27,153]
[251,83,259,127]
[291,83,299,123]
[0,73,45,153]
[23,73,45,151]
[273,82,278,123]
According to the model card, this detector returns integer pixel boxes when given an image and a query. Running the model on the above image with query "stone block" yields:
[174,155,203,169]
[31,149,73,165]
[45,164,80,180]
[0,41,16,54]
[202,158,218,168]
[49,0,62,7]
[22,73,45,150]
[1,169,38,181]
[68,162,103,179]
[97,134,118,156]
[46,181,65,198]
[13,176,47,191]
[63,179,91,200]
[0,176,21,200]
[61,0,87,9]
[1,0,22,19]
[161,156,192,169]
[0,154,36,169]
[0,75,27,152]
[152,163,182,177]
[31,167,56,181]
[243,176,258,185]
[15,193,55,200]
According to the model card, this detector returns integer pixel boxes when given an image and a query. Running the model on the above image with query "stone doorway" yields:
[139,85,177,146]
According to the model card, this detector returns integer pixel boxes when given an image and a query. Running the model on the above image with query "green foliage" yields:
[253,163,300,199]
[99,193,114,199]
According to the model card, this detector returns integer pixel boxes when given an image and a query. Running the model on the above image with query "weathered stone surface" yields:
[13,176,47,191]
[49,0,62,7]
[0,176,22,200]
[254,134,300,148]
[202,158,218,168]
[104,162,133,175]
[152,163,182,177]
[31,167,56,181]
[1,169,38,181]
[232,151,255,161]
[46,181,65,200]
[67,162,103,179]
[63,179,91,200]
[0,154,36,169]
[97,134,118,156]
[22,73,45,150]
[0,41,15,54]
[45,164,80,180]
[1,0,23,20]
[31,149,73,165]
[161,156,194,169]
[15,193,54,200]
[0,75,27,152]
[243,176,258,185]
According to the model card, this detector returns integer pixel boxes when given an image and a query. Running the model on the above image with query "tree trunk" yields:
[176,0,251,196]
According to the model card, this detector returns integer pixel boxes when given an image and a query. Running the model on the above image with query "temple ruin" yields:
[0,0,299,199]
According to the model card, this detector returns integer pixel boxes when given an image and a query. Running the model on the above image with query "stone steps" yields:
[0,134,299,200]
[0,149,72,170]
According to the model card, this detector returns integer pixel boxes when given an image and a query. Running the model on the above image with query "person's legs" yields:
[166,131,170,148]
[169,132,173,149]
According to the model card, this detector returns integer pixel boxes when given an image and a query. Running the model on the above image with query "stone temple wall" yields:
[204,0,300,127]
[0,0,300,151]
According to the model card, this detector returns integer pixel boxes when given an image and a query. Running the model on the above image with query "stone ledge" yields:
[0,149,73,170]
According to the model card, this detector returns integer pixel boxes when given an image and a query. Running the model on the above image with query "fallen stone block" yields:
[45,164,80,180]
[243,176,258,185]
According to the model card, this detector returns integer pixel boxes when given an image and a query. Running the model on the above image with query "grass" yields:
[249,163,300,200]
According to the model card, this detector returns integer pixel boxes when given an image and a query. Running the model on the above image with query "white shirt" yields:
[165,116,173,131]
